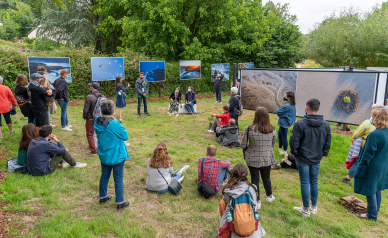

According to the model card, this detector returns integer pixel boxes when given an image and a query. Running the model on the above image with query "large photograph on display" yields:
[211,63,229,81]
[139,61,166,82]
[180,60,201,80]
[28,57,71,83]
[238,62,254,79]
[296,71,378,125]
[91,57,124,81]
[240,69,297,113]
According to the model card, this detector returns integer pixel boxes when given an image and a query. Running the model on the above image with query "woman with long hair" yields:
[145,142,190,194]
[18,123,39,165]
[275,91,296,154]
[14,74,35,125]
[240,107,277,209]
[115,76,130,121]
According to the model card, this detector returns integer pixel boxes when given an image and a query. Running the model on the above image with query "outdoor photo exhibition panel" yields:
[91,57,124,81]
[211,63,230,81]
[180,60,201,80]
[238,62,254,79]
[28,57,72,83]
[367,67,388,105]
[139,61,166,82]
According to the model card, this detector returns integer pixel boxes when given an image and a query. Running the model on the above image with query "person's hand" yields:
[128,83,131,87]
[65,148,69,152]
[189,101,192,104]
[51,134,59,142]
[47,89,53,96]
[284,154,289,160]
[119,90,123,93]
[143,93,146,97]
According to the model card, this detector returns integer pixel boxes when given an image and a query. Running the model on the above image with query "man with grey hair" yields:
[0,75,17,138]
[28,73,52,127]
[94,100,130,210]
[228,87,241,130]
[216,118,240,147]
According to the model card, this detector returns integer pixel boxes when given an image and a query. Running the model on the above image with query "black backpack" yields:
[197,159,217,199]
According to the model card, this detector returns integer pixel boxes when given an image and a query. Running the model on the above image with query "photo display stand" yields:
[180,60,201,93]
[139,61,166,98]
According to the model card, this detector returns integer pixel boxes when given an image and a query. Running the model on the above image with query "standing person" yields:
[212,73,223,103]
[290,99,331,217]
[14,74,35,125]
[135,72,150,117]
[83,82,102,156]
[37,67,55,127]
[0,76,17,138]
[184,86,196,115]
[240,107,277,209]
[168,87,182,117]
[275,91,296,155]
[28,73,52,128]
[229,78,240,105]
[354,108,388,221]
[53,69,72,131]
[208,105,230,133]
[228,87,240,129]
[94,100,130,210]
[37,67,57,116]
[115,76,130,121]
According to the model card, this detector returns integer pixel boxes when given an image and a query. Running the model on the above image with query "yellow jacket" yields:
[352,119,376,147]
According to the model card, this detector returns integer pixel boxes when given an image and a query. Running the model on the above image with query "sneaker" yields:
[310,207,317,215]
[86,151,98,156]
[208,130,214,133]
[117,201,130,210]
[256,201,262,210]
[293,206,310,217]
[61,126,73,131]
[282,150,288,154]
[177,176,185,183]
[145,113,151,116]
[74,162,87,168]
[50,124,55,127]
[62,162,69,168]
[266,195,275,202]
[10,131,15,135]
[215,101,219,103]
[125,142,131,146]
[67,125,73,128]
[341,177,350,184]
[271,164,280,170]
[179,165,190,173]
[99,195,112,204]
[138,114,141,117]
[278,148,286,155]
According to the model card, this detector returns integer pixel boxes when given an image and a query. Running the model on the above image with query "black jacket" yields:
[290,114,331,165]
[14,85,34,117]
[212,74,224,87]
[83,91,101,120]
[28,82,48,111]
[53,77,69,102]
[229,95,240,118]
[169,91,182,103]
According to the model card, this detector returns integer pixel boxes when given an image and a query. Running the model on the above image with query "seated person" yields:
[18,123,39,165]
[27,125,87,176]
[208,106,231,133]
[184,86,196,115]
[216,119,240,147]
[271,153,297,170]
[197,145,232,197]
[146,142,189,193]
[168,87,182,117]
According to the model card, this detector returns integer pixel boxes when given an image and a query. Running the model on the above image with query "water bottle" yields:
[227,212,234,231]
[254,211,259,220]
[227,212,233,222]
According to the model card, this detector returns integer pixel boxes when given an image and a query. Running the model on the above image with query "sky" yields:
[91,57,124,81]
[262,0,385,34]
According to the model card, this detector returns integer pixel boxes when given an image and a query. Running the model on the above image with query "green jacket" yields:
[354,128,388,196]
[135,78,149,97]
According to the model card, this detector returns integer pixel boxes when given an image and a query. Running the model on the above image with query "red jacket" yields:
[215,112,231,127]
[0,84,16,113]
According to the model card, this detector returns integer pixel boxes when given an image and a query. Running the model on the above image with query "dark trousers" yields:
[215,86,222,102]
[86,119,98,154]
[278,127,288,151]
[137,96,148,115]
[248,165,272,201]
[0,112,12,127]
[34,109,49,127]
[28,116,36,125]
[49,152,76,174]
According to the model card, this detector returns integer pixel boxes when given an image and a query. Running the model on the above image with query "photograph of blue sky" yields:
[139,61,166,82]
[28,57,71,83]
[91,57,124,81]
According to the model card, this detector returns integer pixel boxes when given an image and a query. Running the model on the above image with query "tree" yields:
[0,1,35,39]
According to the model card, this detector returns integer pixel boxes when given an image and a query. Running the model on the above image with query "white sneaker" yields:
[124,141,130,146]
[208,130,214,133]
[215,101,219,103]
[266,195,275,202]
[62,162,69,168]
[310,207,318,214]
[67,125,73,128]
[282,150,288,154]
[50,124,55,127]
[179,165,190,173]
[74,162,87,168]
[293,206,310,217]
[86,152,98,156]
[61,126,73,131]
[278,148,286,155]
[177,176,185,183]
[256,201,262,210]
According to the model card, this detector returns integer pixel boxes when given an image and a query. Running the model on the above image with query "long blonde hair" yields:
[148,142,173,169]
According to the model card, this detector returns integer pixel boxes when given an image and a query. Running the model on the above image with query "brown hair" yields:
[39,125,52,138]
[14,74,28,86]
[207,145,217,157]
[60,69,69,77]
[371,108,388,129]
[222,163,250,194]
[176,87,180,91]
[251,107,275,134]
[19,123,39,151]
[115,76,122,88]
[148,142,173,169]
[37,66,47,72]
[286,91,295,106]
[223,105,229,111]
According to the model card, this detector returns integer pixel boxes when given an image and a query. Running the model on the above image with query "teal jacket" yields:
[135,78,149,98]
[354,128,388,196]
[94,117,129,166]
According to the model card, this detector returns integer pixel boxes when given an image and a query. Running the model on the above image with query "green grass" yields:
[1,95,387,238]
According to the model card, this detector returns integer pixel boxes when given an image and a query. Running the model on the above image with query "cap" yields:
[30,73,44,80]
[88,82,100,89]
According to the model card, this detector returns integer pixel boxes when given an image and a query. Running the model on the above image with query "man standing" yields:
[0,76,17,138]
[83,82,101,155]
[212,73,223,103]
[135,72,150,117]
[28,73,52,127]
[290,98,331,217]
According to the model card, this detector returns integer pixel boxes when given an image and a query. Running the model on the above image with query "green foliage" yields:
[343,96,351,104]
[0,1,35,39]
[24,38,62,51]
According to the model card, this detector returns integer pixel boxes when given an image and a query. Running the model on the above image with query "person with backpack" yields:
[218,163,266,238]
[229,87,241,130]
[275,91,296,155]
[83,82,102,156]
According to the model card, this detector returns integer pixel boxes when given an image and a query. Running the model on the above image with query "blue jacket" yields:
[115,84,128,98]
[185,91,196,103]
[94,117,130,165]
[276,102,296,128]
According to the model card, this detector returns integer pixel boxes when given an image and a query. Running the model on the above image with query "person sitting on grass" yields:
[271,153,297,170]
[168,87,182,117]
[27,125,87,176]
[208,106,230,133]
[216,119,240,147]
[18,123,39,165]
[145,142,190,194]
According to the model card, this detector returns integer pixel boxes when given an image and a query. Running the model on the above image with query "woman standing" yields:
[354,108,388,221]
[115,76,130,121]
[53,69,72,131]
[14,74,35,125]
[168,87,182,117]
[240,107,277,209]
[184,86,196,115]
[37,66,56,127]
[275,91,296,154]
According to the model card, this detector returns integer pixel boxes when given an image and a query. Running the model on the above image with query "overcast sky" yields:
[262,0,385,34]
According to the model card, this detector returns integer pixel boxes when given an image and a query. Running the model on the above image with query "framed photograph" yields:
[211,63,229,81]
[28,57,71,83]
[91,57,124,81]
[180,60,201,80]
[139,61,166,82]
[238,62,254,79]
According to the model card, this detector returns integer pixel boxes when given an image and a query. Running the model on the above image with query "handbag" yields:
[243,125,251,160]
[157,168,182,195]
[197,159,217,199]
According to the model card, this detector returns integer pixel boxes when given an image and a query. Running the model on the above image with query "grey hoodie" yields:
[219,182,266,238]
[216,125,240,146]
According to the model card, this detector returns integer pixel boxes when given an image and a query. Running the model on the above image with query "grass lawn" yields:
[0,95,387,238]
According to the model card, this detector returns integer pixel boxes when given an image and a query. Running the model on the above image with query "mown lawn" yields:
[0,95,387,238]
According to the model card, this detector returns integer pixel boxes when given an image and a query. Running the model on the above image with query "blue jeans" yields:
[217,168,228,189]
[57,99,69,127]
[99,161,125,204]
[366,191,381,221]
[347,156,359,178]
[295,159,320,209]
[28,116,36,125]
[185,103,195,113]
[149,172,182,194]
[137,96,148,115]
[278,127,289,151]
[215,86,222,102]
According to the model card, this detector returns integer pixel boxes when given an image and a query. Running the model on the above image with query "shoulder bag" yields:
[157,168,182,195]
[243,125,251,160]
[197,159,217,199]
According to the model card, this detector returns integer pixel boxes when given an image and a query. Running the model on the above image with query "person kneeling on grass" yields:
[216,119,240,147]
[27,125,87,176]
[145,142,190,193]
[208,106,230,133]
[271,153,297,170]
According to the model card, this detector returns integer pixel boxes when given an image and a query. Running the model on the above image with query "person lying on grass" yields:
[208,105,230,133]
[271,153,297,170]
[216,118,240,147]
[145,142,190,194]
[27,125,87,176]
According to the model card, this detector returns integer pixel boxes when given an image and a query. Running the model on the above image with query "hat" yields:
[31,73,44,80]
[88,82,100,89]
